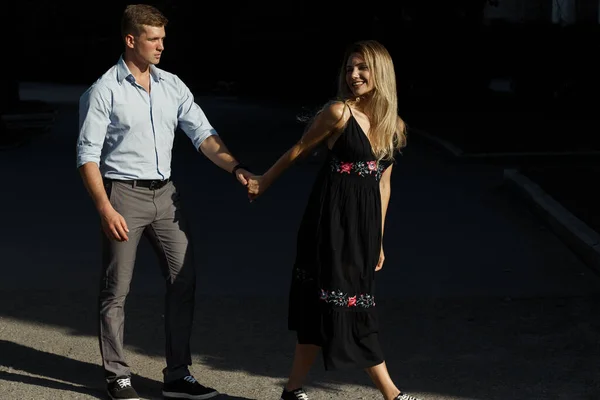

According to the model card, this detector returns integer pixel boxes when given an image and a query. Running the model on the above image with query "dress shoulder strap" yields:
[344,102,354,118]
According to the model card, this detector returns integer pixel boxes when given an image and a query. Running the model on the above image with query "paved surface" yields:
[411,102,600,301]
[1,83,600,400]
[504,169,600,273]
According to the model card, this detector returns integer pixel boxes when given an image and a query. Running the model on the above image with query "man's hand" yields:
[100,205,129,242]
[235,168,252,186]
[375,246,385,271]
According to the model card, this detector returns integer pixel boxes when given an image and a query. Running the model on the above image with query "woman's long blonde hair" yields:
[337,40,407,162]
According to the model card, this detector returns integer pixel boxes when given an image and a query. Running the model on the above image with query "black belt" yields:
[106,178,171,190]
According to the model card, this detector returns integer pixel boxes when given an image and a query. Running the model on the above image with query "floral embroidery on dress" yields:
[330,156,385,180]
[319,289,376,308]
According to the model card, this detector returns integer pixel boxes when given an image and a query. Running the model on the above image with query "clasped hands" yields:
[246,175,262,202]
[232,167,263,202]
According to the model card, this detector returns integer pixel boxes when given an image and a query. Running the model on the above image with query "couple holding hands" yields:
[76,4,419,400]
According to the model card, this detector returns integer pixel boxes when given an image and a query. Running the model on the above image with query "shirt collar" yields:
[116,54,162,84]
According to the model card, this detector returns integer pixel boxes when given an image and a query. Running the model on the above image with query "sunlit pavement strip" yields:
[0,319,390,400]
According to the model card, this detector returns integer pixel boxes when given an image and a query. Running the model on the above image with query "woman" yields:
[247,40,420,400]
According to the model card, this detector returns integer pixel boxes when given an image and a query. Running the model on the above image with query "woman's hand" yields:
[375,246,385,271]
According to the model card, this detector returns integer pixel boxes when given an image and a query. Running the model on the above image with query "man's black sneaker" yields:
[280,387,309,400]
[162,375,218,399]
[107,377,139,400]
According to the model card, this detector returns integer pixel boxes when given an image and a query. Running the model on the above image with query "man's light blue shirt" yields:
[76,55,217,180]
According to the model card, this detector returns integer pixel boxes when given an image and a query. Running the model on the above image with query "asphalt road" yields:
[1,84,599,400]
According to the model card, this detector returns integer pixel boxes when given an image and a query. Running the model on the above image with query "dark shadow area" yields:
[0,340,160,399]
[398,20,600,156]
[5,2,600,153]
[518,164,600,237]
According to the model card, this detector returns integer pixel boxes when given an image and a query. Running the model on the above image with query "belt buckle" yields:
[149,180,158,190]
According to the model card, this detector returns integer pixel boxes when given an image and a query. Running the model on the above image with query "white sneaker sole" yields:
[162,390,219,399]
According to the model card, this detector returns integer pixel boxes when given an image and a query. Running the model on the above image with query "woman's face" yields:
[345,52,374,96]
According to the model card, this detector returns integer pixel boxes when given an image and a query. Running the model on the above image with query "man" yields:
[76,4,250,400]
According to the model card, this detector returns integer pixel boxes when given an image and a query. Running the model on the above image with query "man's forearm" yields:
[199,135,239,173]
[79,162,111,213]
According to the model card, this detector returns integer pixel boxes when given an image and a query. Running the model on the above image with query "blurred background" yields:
[2,0,598,231]
[3,0,600,141]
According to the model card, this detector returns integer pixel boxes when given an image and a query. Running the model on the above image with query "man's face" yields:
[129,24,165,65]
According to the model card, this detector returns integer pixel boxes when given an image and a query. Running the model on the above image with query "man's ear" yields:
[125,34,135,48]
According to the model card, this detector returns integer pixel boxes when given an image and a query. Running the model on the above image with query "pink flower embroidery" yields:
[348,296,357,307]
[367,161,377,171]
[340,162,352,173]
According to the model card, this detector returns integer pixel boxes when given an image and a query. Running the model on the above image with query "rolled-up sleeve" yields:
[176,78,218,151]
[76,84,111,168]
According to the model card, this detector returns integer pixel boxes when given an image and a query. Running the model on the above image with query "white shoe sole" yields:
[162,390,219,399]
[107,389,139,400]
